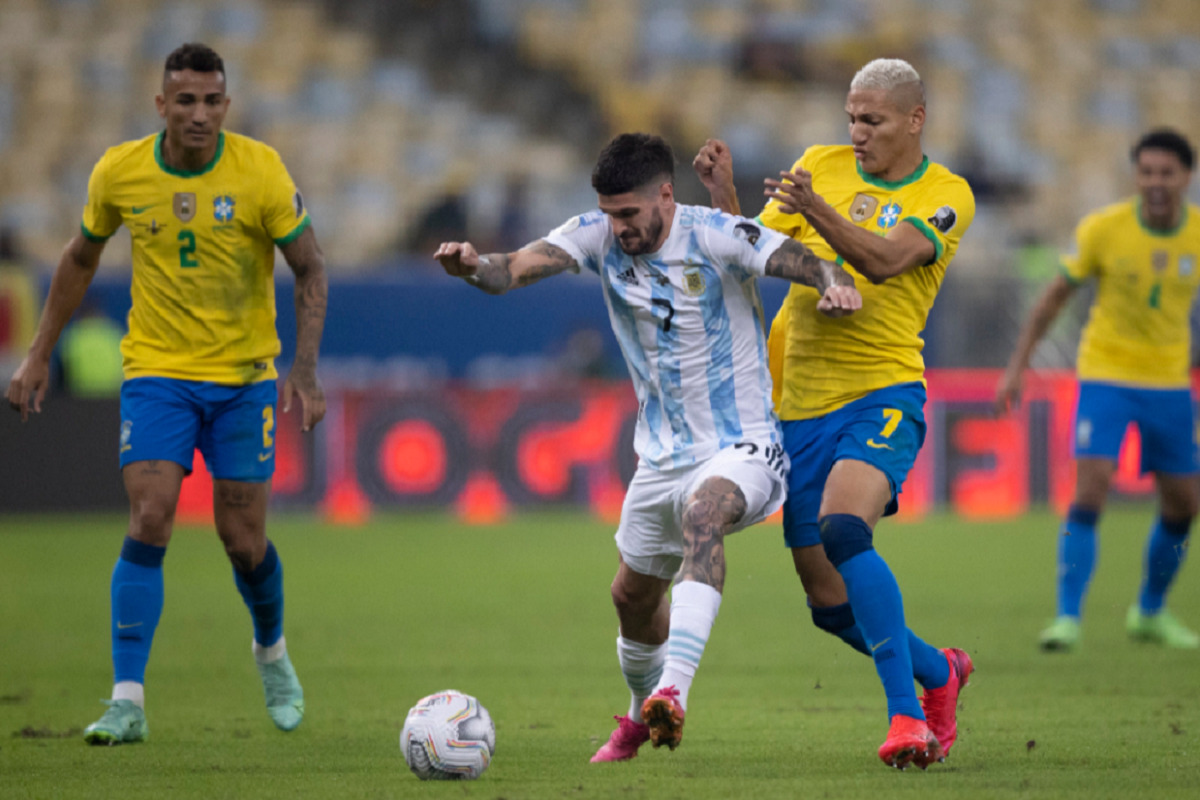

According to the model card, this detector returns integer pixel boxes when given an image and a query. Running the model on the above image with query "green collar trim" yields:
[155,130,225,177]
[856,155,930,190]
[1136,198,1187,237]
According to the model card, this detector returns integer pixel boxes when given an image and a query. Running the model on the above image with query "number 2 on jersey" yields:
[178,229,198,268]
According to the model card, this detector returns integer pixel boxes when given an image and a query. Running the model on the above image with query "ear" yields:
[659,181,674,204]
[155,93,166,119]
[909,104,926,135]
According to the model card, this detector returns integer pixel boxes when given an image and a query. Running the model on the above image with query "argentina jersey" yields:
[545,204,790,470]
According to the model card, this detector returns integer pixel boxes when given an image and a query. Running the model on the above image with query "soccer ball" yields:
[400,690,495,780]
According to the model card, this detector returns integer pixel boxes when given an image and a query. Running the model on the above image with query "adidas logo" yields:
[614,266,638,286]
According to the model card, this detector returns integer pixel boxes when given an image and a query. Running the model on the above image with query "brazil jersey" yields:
[1062,199,1200,388]
[759,144,974,419]
[81,130,310,384]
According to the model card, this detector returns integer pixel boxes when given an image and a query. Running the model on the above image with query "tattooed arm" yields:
[764,239,862,317]
[279,225,328,432]
[434,239,579,295]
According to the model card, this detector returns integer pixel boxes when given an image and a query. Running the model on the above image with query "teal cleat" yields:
[83,699,148,746]
[1127,606,1200,649]
[1038,616,1081,652]
[257,652,305,731]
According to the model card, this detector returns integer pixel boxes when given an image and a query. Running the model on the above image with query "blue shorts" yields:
[119,377,278,482]
[1074,381,1199,474]
[781,382,927,549]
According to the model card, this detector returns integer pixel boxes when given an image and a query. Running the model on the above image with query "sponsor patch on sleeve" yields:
[927,206,957,234]
[733,221,761,246]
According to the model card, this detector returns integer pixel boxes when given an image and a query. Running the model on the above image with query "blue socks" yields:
[819,514,923,720]
[1056,505,1099,619]
[1138,516,1191,614]
[111,537,166,685]
[810,601,949,689]
[233,540,284,647]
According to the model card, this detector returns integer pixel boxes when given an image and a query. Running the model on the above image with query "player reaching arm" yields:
[993,274,1076,414]
[437,235,860,314]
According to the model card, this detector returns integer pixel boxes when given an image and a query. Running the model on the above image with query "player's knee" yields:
[683,478,746,532]
[610,578,658,618]
[809,600,856,635]
[817,514,874,568]
[128,500,175,543]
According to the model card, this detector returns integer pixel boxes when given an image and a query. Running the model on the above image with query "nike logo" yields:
[258,452,272,462]
[130,205,155,214]
[117,621,142,630]
[870,637,891,652]
[866,438,894,450]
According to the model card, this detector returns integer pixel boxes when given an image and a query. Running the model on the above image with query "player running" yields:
[6,43,327,744]
[695,58,976,768]
[997,128,1200,652]
[435,133,860,762]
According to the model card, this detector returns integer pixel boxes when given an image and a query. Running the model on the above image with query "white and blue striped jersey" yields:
[544,203,789,470]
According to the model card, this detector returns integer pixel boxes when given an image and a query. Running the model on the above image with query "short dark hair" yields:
[164,43,225,77]
[1131,128,1195,171]
[591,133,675,196]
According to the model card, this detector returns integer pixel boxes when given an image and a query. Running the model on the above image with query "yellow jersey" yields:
[81,130,310,384]
[1063,199,1200,388]
[760,145,975,419]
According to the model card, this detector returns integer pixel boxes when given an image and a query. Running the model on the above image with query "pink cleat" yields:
[590,714,650,763]
[640,686,686,751]
[919,648,974,758]
[878,714,944,770]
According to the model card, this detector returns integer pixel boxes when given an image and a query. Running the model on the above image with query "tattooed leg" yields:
[123,460,186,548]
[678,477,747,593]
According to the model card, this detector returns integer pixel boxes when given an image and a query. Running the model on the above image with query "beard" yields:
[618,210,664,255]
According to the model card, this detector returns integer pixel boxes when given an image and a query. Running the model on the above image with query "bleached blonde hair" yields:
[850,58,925,107]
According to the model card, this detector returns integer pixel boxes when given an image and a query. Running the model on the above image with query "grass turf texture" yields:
[1,507,1198,799]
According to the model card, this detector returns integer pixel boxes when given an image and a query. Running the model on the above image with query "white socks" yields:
[657,581,722,711]
[617,636,666,723]
[253,635,287,665]
[112,681,144,708]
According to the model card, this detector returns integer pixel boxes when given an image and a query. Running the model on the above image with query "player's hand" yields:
[6,356,51,422]
[765,168,816,215]
[434,241,480,279]
[693,139,735,193]
[816,285,862,318]
[282,366,326,433]
[994,368,1023,415]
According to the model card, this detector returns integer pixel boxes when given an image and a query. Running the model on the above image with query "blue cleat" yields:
[83,699,148,745]
[257,652,305,731]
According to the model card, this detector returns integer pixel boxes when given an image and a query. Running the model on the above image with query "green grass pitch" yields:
[2,507,1198,799]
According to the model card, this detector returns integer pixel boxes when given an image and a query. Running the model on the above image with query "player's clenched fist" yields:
[816,284,862,318]
[434,241,480,278]
[693,139,734,192]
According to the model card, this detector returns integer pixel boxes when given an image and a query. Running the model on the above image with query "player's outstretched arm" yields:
[995,273,1077,415]
[765,239,862,317]
[279,226,328,432]
[693,139,741,216]
[6,233,105,421]
[765,170,934,282]
[434,240,578,295]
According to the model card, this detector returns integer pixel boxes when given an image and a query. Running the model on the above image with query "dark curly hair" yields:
[591,133,675,196]
[1131,128,1195,171]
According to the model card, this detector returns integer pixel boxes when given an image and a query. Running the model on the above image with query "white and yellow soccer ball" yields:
[400,690,495,780]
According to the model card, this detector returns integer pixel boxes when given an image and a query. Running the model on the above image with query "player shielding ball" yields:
[695,58,975,769]
[996,129,1200,652]
[436,133,860,762]
[6,43,328,744]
